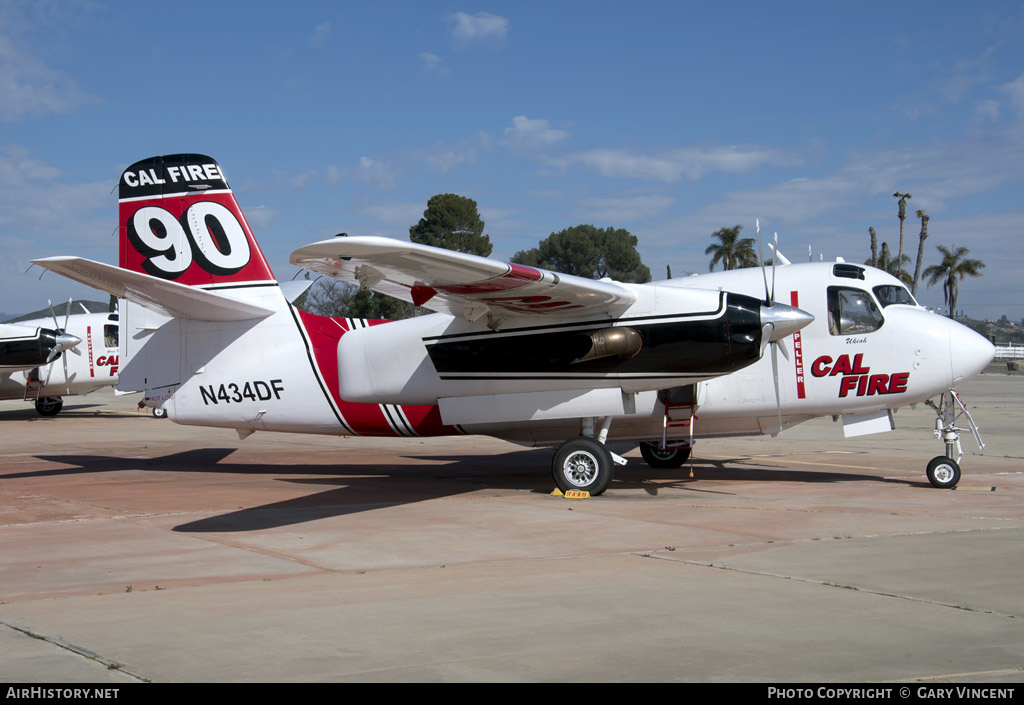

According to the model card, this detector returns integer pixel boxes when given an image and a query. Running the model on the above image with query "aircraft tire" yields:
[552,436,614,495]
[639,442,690,468]
[35,397,63,417]
[926,456,961,489]
[153,407,168,419]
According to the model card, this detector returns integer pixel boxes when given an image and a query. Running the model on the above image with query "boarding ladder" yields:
[23,368,43,401]
[661,398,696,451]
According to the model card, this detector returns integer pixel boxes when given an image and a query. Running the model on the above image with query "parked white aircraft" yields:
[34,154,993,492]
[0,304,120,416]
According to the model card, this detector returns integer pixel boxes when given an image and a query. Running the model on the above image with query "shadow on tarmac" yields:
[19,446,925,533]
[0,403,140,420]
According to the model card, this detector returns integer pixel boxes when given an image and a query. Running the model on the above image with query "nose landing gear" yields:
[923,390,984,489]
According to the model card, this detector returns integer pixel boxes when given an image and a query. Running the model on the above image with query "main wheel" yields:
[926,456,961,489]
[552,437,614,495]
[639,442,690,468]
[152,407,168,419]
[35,397,63,417]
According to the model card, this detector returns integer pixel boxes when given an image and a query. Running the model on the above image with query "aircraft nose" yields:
[760,302,815,342]
[948,319,995,385]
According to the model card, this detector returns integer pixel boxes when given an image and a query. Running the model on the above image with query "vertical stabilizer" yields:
[119,154,276,287]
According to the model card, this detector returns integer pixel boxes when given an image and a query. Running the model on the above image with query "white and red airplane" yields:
[33,154,993,493]
[0,304,120,416]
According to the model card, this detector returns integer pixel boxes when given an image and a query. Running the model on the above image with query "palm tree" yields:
[923,244,985,318]
[869,227,878,267]
[893,192,912,279]
[866,242,912,285]
[911,210,929,296]
[705,225,758,271]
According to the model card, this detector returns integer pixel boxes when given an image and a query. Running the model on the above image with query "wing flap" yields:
[289,236,636,318]
[32,257,274,322]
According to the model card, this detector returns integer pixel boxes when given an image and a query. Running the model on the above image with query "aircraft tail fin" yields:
[119,154,276,287]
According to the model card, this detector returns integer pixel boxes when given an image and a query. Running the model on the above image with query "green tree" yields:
[511,225,651,282]
[299,278,412,320]
[705,225,758,271]
[409,193,492,256]
[866,242,912,285]
[923,244,985,318]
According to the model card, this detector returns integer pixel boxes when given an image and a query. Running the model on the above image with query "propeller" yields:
[755,221,813,433]
[44,298,81,394]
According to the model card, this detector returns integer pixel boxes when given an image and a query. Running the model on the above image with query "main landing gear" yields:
[923,390,985,490]
[638,442,691,468]
[551,417,627,495]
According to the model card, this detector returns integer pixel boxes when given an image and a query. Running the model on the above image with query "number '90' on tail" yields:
[119,154,276,287]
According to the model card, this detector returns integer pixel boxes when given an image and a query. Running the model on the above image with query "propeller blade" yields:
[759,322,773,357]
[47,299,59,331]
[771,232,778,304]
[62,346,70,395]
[43,356,54,388]
[771,340,782,432]
[776,337,791,361]
[756,219,770,305]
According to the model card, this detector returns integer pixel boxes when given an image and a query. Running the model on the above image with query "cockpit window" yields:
[873,285,916,308]
[827,286,884,336]
[104,323,118,348]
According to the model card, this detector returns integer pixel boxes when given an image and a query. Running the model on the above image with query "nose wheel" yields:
[925,456,961,489]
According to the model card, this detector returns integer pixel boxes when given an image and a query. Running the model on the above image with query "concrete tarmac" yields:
[1,373,1022,683]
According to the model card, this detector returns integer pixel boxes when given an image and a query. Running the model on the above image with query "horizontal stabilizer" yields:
[31,257,274,322]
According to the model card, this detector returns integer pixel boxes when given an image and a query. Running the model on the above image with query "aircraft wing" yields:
[31,257,274,322]
[290,236,637,318]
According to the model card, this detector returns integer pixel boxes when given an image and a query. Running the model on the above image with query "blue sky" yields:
[2,1,1023,320]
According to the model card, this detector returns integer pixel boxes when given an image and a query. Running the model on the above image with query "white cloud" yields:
[420,52,446,74]
[503,116,569,152]
[998,73,1024,115]
[975,99,1001,121]
[309,21,332,48]
[325,164,344,185]
[271,169,317,190]
[241,205,278,229]
[447,12,508,43]
[941,43,1002,104]
[0,35,92,121]
[415,133,494,174]
[554,145,796,182]
[354,156,396,191]
[0,147,111,264]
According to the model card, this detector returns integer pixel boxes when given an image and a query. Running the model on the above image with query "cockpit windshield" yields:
[873,285,916,308]
[827,286,884,336]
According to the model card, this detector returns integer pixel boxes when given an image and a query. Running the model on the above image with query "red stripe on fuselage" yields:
[790,290,806,400]
[295,309,453,437]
